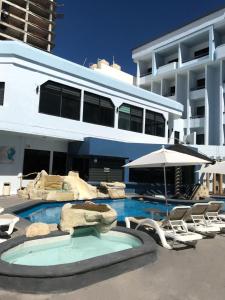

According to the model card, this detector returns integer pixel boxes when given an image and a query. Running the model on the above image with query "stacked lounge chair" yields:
[125,206,202,250]
[184,203,220,236]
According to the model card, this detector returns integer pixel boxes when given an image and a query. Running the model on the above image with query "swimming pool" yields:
[17,198,175,223]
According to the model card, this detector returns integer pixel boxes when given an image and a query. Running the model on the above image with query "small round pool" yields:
[0,227,157,293]
[2,227,141,266]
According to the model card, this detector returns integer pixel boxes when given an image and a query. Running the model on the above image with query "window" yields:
[83,92,114,127]
[39,81,81,120]
[196,134,204,145]
[170,86,175,96]
[174,131,180,144]
[145,110,165,137]
[52,152,67,175]
[23,149,50,179]
[118,104,143,133]
[0,82,5,106]
[196,78,205,89]
[196,106,205,117]
[194,47,209,59]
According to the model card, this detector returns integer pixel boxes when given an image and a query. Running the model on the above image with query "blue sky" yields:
[54,0,225,75]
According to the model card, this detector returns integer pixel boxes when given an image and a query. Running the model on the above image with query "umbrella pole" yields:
[163,165,169,216]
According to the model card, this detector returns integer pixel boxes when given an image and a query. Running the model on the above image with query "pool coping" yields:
[0,227,157,293]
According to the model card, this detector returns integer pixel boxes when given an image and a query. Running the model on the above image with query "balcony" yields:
[190,88,205,100]
[139,73,152,86]
[190,116,205,128]
[157,62,178,75]
[215,44,225,60]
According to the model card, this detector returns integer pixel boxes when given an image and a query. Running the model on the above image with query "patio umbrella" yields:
[124,146,211,215]
[201,161,225,174]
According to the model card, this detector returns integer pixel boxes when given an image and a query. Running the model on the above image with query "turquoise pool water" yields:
[17,198,175,223]
[1,228,141,266]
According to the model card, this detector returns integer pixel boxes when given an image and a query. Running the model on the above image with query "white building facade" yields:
[0,41,183,194]
[133,7,225,159]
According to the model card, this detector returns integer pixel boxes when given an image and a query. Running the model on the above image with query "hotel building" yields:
[133,7,225,160]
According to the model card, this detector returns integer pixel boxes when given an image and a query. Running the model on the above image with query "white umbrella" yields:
[201,161,225,174]
[124,146,211,214]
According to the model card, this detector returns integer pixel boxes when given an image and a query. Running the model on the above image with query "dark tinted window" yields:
[23,149,50,179]
[196,134,204,145]
[196,78,205,89]
[39,81,81,120]
[145,110,165,137]
[118,104,143,133]
[83,92,114,127]
[194,47,209,59]
[196,106,205,117]
[52,152,67,175]
[0,82,5,106]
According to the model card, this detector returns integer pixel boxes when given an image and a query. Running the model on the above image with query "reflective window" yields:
[23,149,50,179]
[83,92,114,127]
[0,82,5,106]
[39,81,81,120]
[145,110,165,137]
[118,104,143,133]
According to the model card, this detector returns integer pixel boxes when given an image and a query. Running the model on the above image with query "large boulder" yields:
[100,182,126,199]
[26,222,51,238]
[60,202,117,233]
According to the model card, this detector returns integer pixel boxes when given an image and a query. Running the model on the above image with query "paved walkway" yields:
[0,196,225,299]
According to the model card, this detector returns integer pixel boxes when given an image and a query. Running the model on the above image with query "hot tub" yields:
[0,227,157,293]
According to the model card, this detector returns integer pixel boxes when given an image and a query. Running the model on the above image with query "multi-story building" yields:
[0,0,56,51]
[0,41,183,193]
[132,7,225,159]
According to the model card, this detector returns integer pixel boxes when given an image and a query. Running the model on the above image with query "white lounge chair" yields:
[0,207,4,214]
[205,201,225,231]
[185,203,220,236]
[125,206,202,250]
[0,214,19,243]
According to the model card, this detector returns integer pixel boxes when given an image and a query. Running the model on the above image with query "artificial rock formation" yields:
[18,170,126,201]
[99,182,126,199]
[60,202,117,233]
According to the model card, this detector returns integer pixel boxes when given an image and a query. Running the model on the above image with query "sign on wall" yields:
[0,146,16,164]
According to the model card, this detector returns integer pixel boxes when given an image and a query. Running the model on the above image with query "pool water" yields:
[1,228,142,266]
[17,198,175,223]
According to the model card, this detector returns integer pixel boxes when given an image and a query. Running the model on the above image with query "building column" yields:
[136,61,140,87]
[213,174,217,194]
[186,71,190,135]
[124,159,130,183]
[205,65,209,145]
[23,0,29,43]
[219,61,224,145]
[219,174,223,195]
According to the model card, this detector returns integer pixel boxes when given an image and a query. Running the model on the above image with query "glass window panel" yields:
[101,106,114,127]
[0,82,5,106]
[118,112,130,130]
[61,93,80,120]
[145,110,165,137]
[23,149,50,179]
[39,89,61,116]
[52,152,67,175]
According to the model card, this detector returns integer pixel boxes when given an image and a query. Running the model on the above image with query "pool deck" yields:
[0,195,225,299]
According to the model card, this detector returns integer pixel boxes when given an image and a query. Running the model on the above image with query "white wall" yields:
[0,60,172,145]
[0,132,68,195]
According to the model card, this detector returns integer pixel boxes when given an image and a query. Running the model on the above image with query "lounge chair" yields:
[125,206,202,250]
[205,201,225,231]
[0,214,19,242]
[0,207,4,214]
[185,203,220,236]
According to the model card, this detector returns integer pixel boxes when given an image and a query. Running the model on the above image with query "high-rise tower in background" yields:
[0,0,57,52]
